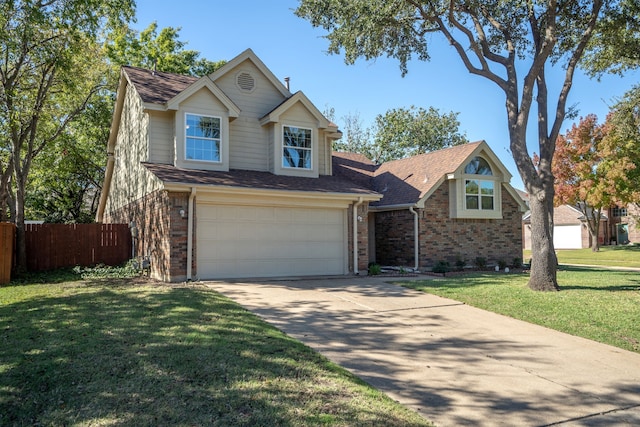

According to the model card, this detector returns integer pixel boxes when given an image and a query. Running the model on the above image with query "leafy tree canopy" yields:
[106,22,227,76]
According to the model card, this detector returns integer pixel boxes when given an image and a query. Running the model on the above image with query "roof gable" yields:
[260,91,333,129]
[208,48,291,98]
[165,77,240,117]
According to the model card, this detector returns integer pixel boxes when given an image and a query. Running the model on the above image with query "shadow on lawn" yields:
[0,284,425,426]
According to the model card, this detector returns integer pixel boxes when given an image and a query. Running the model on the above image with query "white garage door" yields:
[554,225,582,249]
[197,204,346,279]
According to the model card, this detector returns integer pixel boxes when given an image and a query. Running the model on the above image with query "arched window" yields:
[464,157,493,175]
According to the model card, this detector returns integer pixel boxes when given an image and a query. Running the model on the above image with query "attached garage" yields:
[197,202,347,279]
[553,224,582,249]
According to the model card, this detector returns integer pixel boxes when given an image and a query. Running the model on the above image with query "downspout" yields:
[186,187,196,281]
[409,206,419,272]
[353,197,364,275]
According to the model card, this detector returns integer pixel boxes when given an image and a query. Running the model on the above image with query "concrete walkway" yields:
[206,276,640,426]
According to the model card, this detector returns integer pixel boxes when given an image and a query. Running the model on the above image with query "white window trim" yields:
[281,124,313,170]
[465,179,495,211]
[184,112,223,164]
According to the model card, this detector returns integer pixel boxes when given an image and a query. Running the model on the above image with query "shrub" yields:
[455,256,466,271]
[432,260,450,274]
[368,263,382,276]
[498,259,508,270]
[474,257,487,270]
[512,257,523,269]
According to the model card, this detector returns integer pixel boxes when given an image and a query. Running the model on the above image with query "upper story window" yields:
[465,180,495,210]
[185,113,221,162]
[613,207,628,217]
[282,125,312,169]
[465,156,493,175]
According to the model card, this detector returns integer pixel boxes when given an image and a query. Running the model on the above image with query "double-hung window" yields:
[464,156,495,211]
[282,125,312,169]
[186,113,221,162]
[465,179,494,210]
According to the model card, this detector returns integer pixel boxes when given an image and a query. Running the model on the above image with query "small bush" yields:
[455,256,466,271]
[73,260,139,279]
[497,259,508,270]
[512,257,523,268]
[432,260,450,274]
[474,257,487,270]
[368,263,382,276]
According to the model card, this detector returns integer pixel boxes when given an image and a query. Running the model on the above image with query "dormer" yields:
[167,77,240,171]
[260,91,338,178]
[447,144,512,219]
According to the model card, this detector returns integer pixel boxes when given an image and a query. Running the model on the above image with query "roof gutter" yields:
[409,206,419,272]
[353,197,364,275]
[186,187,196,281]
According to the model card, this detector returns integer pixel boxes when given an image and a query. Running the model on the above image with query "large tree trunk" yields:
[528,189,560,291]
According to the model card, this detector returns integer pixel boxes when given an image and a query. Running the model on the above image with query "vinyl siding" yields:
[215,59,286,171]
[148,110,174,164]
[105,84,163,214]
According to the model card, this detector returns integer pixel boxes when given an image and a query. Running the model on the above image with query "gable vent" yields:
[236,72,255,92]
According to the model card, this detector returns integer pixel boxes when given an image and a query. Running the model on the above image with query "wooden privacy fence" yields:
[1,223,15,284]
[25,223,132,272]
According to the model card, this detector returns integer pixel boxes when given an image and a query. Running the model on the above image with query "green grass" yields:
[398,267,640,354]
[523,244,640,268]
[0,278,431,426]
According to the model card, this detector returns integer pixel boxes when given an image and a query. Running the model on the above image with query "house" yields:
[606,204,639,245]
[522,204,609,250]
[333,142,526,269]
[96,48,525,281]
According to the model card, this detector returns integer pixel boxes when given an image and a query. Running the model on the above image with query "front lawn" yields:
[399,267,640,353]
[0,278,431,426]
[523,244,640,268]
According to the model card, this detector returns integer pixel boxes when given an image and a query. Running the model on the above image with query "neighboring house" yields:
[522,204,609,250]
[333,142,527,269]
[606,204,640,245]
[97,48,526,281]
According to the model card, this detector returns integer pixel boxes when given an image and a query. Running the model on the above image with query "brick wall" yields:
[420,183,523,268]
[104,190,194,281]
[375,209,415,267]
[347,202,371,274]
[375,182,523,269]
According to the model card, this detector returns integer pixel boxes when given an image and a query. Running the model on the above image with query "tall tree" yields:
[0,0,135,272]
[552,115,608,251]
[373,106,466,163]
[296,0,635,291]
[333,111,377,158]
[106,22,226,76]
[598,85,640,205]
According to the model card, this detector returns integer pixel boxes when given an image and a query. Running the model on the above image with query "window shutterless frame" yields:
[185,113,222,163]
[281,125,312,170]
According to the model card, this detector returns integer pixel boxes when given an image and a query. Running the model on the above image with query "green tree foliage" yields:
[106,22,227,76]
[296,0,636,291]
[373,106,467,163]
[552,115,608,251]
[332,107,466,163]
[599,85,640,205]
[582,0,640,76]
[0,0,135,272]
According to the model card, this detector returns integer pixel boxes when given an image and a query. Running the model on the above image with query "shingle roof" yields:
[333,142,484,207]
[123,66,198,105]
[143,163,379,196]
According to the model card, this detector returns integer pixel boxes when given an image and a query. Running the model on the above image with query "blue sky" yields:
[134,0,639,190]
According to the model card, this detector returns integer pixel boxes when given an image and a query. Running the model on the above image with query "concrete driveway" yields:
[206,276,640,426]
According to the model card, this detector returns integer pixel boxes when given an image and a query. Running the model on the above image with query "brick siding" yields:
[375,182,523,269]
[104,190,194,281]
